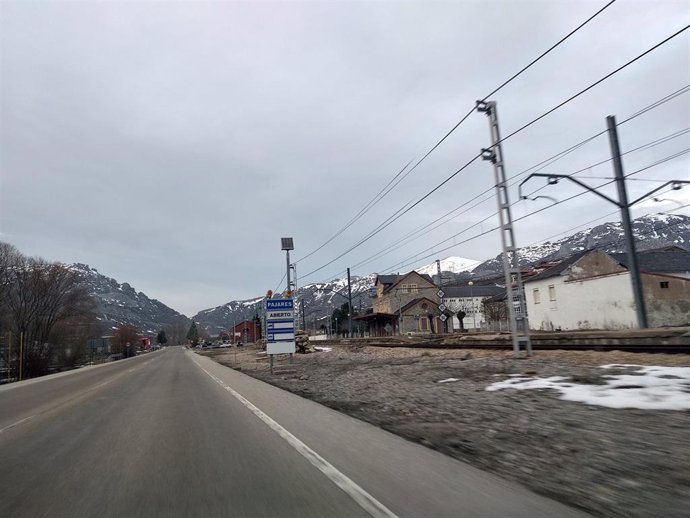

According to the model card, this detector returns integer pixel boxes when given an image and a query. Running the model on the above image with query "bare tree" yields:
[2,250,97,378]
[483,298,508,324]
[164,315,190,345]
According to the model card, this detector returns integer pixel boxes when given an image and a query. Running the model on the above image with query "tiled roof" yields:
[375,274,399,286]
[610,248,690,273]
[378,271,436,294]
[523,251,590,283]
[524,247,690,283]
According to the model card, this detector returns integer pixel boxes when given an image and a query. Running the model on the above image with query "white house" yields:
[443,285,505,331]
[524,247,690,330]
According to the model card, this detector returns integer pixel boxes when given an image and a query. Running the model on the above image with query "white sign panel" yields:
[265,298,296,355]
[267,342,295,354]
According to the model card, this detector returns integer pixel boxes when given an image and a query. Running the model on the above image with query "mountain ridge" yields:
[192,213,690,333]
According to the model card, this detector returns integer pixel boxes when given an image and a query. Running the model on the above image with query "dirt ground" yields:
[200,344,690,518]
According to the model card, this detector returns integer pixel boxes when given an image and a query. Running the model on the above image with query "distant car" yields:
[219,343,230,348]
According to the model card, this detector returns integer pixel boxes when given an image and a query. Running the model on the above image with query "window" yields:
[660,281,669,289]
[533,288,541,304]
[548,285,556,302]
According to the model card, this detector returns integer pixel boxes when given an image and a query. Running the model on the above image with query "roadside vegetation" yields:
[0,242,100,379]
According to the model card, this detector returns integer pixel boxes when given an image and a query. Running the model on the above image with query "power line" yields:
[301,27,689,281]
[296,1,617,265]
[521,183,685,248]
[521,127,690,199]
[295,158,414,262]
[300,154,481,279]
[497,24,690,145]
[325,87,688,283]
[380,149,688,273]
[274,272,287,294]
[483,0,618,99]
[353,124,690,273]
[468,201,690,281]
[507,84,690,181]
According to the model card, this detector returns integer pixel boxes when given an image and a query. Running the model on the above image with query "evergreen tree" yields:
[156,329,168,345]
[186,321,199,345]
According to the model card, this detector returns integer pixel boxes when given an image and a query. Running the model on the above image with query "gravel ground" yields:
[200,345,690,518]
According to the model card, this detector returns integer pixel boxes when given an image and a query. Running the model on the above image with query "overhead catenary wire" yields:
[465,201,690,283]
[321,87,690,283]
[380,150,689,274]
[521,183,686,248]
[502,84,690,184]
[497,23,690,145]
[301,26,690,281]
[521,128,690,199]
[351,124,690,274]
[295,0,618,265]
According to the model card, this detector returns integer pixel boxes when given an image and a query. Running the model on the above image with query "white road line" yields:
[191,356,398,518]
[0,414,36,434]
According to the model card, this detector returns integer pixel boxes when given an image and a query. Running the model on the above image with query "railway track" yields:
[361,340,690,354]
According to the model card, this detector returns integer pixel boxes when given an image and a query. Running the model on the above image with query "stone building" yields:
[355,271,445,336]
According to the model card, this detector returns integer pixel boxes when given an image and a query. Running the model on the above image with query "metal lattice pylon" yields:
[476,100,532,356]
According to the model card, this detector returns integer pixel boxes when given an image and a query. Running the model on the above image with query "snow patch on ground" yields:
[437,378,460,383]
[313,346,332,352]
[486,365,690,410]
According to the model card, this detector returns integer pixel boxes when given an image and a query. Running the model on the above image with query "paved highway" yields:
[0,346,589,517]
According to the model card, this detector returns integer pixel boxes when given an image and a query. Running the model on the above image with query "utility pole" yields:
[436,259,448,333]
[285,253,292,296]
[347,268,353,338]
[477,100,532,356]
[518,116,688,330]
[607,115,648,328]
[300,298,306,332]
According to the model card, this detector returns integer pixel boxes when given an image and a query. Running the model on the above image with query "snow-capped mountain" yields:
[417,256,481,275]
[473,214,690,275]
[193,274,377,334]
[193,213,689,333]
[69,263,189,335]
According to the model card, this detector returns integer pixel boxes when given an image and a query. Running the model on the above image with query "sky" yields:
[1,0,689,317]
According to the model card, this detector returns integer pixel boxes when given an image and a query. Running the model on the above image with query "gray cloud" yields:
[2,1,689,315]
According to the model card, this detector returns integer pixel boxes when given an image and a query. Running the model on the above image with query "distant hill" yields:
[69,263,189,335]
[473,213,690,276]
[193,213,690,333]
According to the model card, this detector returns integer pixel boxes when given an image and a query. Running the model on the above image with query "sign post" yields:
[266,298,296,374]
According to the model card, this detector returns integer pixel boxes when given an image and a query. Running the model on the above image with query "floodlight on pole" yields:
[281,237,294,298]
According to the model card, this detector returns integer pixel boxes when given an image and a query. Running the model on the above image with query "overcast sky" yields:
[1,0,689,316]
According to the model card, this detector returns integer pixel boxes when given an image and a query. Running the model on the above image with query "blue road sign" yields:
[266,299,294,311]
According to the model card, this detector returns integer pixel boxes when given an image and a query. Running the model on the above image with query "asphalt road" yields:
[0,346,590,518]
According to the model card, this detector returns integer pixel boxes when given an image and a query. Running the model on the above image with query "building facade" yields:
[524,248,690,330]
[442,285,505,331]
[356,271,445,336]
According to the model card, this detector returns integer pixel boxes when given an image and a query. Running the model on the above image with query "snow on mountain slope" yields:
[417,256,481,275]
